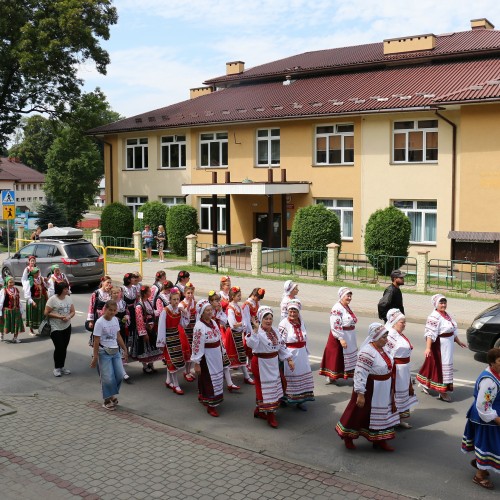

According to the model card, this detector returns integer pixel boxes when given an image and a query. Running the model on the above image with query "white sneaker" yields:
[60,367,71,375]
[53,368,62,377]
[12,338,21,344]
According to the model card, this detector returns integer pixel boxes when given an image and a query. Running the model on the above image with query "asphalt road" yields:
[0,288,494,500]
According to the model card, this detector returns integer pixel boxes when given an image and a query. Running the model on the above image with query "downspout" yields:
[435,110,457,261]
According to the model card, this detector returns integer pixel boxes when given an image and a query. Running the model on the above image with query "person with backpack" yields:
[378,270,405,322]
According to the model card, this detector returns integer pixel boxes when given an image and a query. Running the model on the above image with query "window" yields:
[316,199,354,239]
[256,128,280,166]
[393,120,438,163]
[19,244,36,259]
[20,185,25,190]
[394,200,437,243]
[126,138,148,169]
[315,124,354,165]
[160,196,187,207]
[161,135,186,168]
[27,184,31,190]
[125,196,148,217]
[200,198,226,232]
[200,132,228,167]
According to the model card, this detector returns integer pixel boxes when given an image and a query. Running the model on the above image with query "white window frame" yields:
[160,135,186,169]
[126,138,148,170]
[315,198,354,240]
[125,196,148,217]
[199,132,228,168]
[256,128,280,166]
[200,197,226,233]
[394,200,437,244]
[160,196,187,207]
[393,120,438,163]
[315,124,354,165]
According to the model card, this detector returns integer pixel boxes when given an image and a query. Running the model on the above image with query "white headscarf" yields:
[286,299,302,311]
[257,305,273,324]
[338,287,352,301]
[196,299,211,322]
[431,294,446,309]
[385,308,405,329]
[361,322,388,350]
[283,280,297,297]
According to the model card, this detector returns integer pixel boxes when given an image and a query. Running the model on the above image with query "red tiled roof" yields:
[88,57,500,135]
[0,157,45,182]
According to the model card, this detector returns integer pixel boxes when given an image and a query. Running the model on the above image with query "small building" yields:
[94,177,106,207]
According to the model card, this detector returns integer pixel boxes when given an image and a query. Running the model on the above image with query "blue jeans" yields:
[98,348,125,400]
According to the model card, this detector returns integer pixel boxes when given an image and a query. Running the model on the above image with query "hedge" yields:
[100,202,134,239]
[166,204,199,256]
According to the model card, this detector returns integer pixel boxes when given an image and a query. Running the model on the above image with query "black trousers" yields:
[50,325,72,369]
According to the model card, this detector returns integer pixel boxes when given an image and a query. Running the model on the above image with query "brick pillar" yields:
[133,231,142,260]
[326,243,340,282]
[251,238,263,276]
[92,228,101,247]
[416,251,429,293]
[186,234,197,266]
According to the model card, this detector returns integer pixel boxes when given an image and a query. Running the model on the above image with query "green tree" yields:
[35,198,68,228]
[166,205,199,256]
[290,204,341,269]
[0,0,118,147]
[364,206,411,275]
[100,202,133,239]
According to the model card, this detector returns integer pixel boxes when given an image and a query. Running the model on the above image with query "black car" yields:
[466,303,500,353]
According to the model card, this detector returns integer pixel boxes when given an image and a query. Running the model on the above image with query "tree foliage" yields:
[133,201,168,233]
[0,0,118,147]
[101,202,134,239]
[364,206,411,275]
[166,205,199,256]
[35,198,68,228]
[290,204,341,269]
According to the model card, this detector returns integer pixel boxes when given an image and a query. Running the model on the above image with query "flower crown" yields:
[231,286,240,293]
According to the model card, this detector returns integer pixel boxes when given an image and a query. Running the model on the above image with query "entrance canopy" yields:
[181,181,310,196]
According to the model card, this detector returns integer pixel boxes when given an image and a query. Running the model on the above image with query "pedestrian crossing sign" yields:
[1,190,15,205]
[3,206,15,220]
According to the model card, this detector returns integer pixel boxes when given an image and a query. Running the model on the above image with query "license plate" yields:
[82,262,96,267]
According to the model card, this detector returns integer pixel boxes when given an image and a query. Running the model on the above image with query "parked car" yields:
[1,227,104,288]
[466,303,500,353]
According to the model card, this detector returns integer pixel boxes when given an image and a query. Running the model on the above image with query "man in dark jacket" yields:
[378,270,405,321]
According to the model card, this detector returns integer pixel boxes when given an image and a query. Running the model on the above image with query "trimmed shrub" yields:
[101,202,134,238]
[290,204,341,269]
[166,204,199,256]
[134,201,168,243]
[364,206,411,275]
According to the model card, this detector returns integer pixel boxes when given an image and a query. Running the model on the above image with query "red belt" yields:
[287,342,306,348]
[439,332,454,338]
[343,326,355,331]
[395,357,410,365]
[369,372,391,381]
[205,341,221,348]
[254,352,278,359]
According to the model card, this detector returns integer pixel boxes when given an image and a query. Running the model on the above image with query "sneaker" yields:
[60,367,71,375]
[12,338,21,344]
[53,368,62,377]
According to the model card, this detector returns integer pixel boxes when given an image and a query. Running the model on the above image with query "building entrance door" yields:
[255,213,282,248]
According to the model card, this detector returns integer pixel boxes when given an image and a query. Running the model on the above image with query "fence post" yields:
[416,251,429,293]
[186,234,197,265]
[251,238,263,276]
[92,228,101,247]
[326,243,340,282]
[133,231,142,259]
[16,226,24,240]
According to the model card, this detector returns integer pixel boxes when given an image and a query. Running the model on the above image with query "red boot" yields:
[373,440,395,452]
[207,406,219,417]
[267,412,278,428]
[254,408,266,420]
[344,438,356,450]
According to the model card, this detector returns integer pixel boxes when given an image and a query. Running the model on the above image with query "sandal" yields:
[110,397,119,405]
[102,401,116,411]
[473,475,494,489]
[183,373,196,382]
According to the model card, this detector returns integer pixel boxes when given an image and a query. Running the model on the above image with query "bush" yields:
[133,201,168,242]
[166,204,199,256]
[101,202,134,238]
[364,206,411,275]
[290,204,341,269]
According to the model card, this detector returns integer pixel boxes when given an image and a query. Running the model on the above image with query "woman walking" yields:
[319,287,358,383]
[416,294,467,402]
[0,276,24,343]
[44,282,75,377]
[25,267,48,335]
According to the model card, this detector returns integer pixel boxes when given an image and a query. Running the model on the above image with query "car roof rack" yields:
[39,227,84,241]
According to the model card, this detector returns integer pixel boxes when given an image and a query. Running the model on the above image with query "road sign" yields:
[2,190,15,205]
[3,206,15,220]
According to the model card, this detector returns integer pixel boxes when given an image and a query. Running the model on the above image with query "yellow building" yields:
[89,18,500,261]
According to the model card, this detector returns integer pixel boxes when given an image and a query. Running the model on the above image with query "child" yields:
[110,287,131,384]
[179,282,197,381]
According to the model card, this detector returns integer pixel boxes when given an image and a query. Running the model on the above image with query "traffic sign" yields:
[2,190,15,205]
[3,206,15,220]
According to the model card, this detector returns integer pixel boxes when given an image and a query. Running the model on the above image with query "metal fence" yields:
[195,243,252,271]
[261,247,327,278]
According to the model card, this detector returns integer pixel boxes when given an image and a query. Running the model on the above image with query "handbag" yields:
[39,317,51,337]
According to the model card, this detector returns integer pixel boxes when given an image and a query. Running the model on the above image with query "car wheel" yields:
[2,267,11,280]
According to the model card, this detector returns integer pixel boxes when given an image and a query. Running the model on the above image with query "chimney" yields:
[471,18,495,30]
[190,86,214,99]
[383,34,436,55]
[226,61,245,76]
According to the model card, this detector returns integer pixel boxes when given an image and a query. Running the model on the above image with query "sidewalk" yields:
[0,395,414,500]
[107,259,498,328]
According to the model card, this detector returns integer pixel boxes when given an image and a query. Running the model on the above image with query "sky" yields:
[80,0,500,119]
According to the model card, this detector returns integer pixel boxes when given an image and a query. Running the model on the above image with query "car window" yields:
[65,242,99,259]
[35,244,54,258]
[19,244,37,258]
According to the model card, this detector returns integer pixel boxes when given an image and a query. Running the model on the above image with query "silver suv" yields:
[2,227,104,287]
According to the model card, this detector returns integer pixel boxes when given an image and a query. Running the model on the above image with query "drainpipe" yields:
[435,110,457,261]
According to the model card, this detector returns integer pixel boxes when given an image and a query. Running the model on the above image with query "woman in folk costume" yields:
[209,290,240,392]
[179,282,197,382]
[219,275,231,313]
[87,276,113,330]
[319,287,358,383]
[280,280,299,319]
[191,300,225,417]
[242,287,266,368]
[278,299,315,410]
[247,306,295,428]
[336,323,400,451]
[24,267,48,334]
[224,286,254,384]
[0,276,25,343]
[157,287,190,395]
[461,348,500,490]
[21,255,37,291]
[47,264,71,298]
[385,308,418,428]
[154,281,174,315]
[416,294,467,402]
